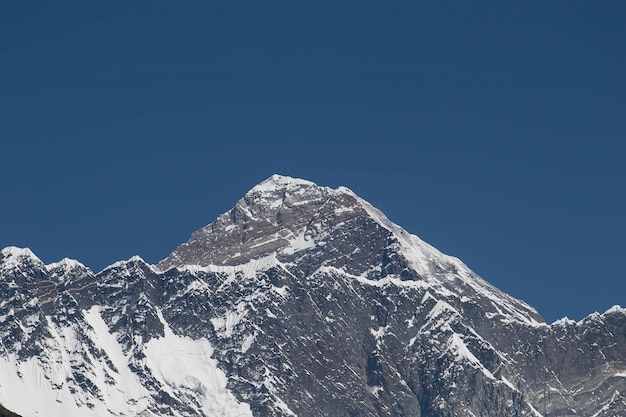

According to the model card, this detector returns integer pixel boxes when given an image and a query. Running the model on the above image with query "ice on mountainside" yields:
[144,309,253,417]
[1,174,626,417]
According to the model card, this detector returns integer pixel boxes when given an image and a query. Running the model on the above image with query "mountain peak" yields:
[157,175,451,274]
[157,175,441,276]
[157,175,365,270]
[248,174,318,194]
[45,257,87,271]
[1,246,39,260]
[0,246,44,272]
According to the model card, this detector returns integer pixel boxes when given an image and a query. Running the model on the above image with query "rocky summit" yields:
[1,174,626,417]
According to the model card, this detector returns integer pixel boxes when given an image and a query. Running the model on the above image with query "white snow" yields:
[2,247,89,276]
[177,254,280,279]
[270,285,289,298]
[333,205,355,215]
[551,316,576,327]
[81,306,154,414]
[427,300,459,322]
[0,307,154,417]
[248,174,316,194]
[370,326,386,340]
[145,309,253,417]
[45,257,86,272]
[97,255,160,275]
[241,334,256,353]
[448,333,495,380]
[0,354,106,417]
[211,303,248,338]
[590,390,623,417]
[0,246,44,272]
[0,305,253,417]
[183,279,210,295]
[604,305,625,315]
[280,232,315,255]
[0,246,39,260]
[528,403,545,417]
[499,376,518,392]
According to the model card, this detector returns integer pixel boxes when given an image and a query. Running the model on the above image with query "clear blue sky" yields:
[1,1,625,322]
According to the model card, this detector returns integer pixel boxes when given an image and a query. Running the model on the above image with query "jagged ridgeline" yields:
[1,175,626,417]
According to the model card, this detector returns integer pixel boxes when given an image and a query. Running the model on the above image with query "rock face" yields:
[1,174,626,417]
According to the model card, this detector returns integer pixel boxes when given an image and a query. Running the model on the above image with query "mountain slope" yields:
[1,175,625,417]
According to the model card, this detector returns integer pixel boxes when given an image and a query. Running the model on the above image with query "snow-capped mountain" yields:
[1,174,625,417]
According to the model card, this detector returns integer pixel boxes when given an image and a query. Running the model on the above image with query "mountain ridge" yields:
[1,175,626,416]
[3,243,625,325]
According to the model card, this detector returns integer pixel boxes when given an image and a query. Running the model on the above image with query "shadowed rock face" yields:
[1,175,626,417]
[0,404,22,417]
